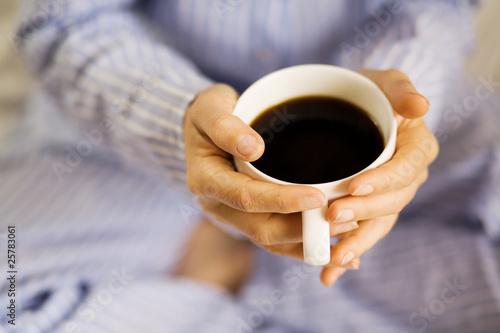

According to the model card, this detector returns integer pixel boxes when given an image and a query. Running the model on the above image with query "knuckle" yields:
[382,165,402,191]
[213,91,237,110]
[384,69,413,89]
[406,164,418,184]
[275,192,291,213]
[236,184,255,212]
[382,169,395,191]
[250,226,274,246]
[393,158,417,188]
[420,135,439,164]
[384,68,403,77]
[202,170,226,200]
[430,136,440,162]
[211,114,231,142]
[384,69,410,83]
[196,86,212,100]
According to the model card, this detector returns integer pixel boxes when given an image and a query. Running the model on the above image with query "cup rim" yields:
[234,64,397,187]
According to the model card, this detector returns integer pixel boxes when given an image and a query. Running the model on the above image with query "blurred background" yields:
[0,0,31,142]
[0,0,499,141]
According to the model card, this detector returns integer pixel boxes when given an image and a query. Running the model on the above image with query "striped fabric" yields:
[1,0,499,332]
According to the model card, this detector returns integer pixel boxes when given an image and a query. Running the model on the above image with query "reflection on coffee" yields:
[250,96,384,184]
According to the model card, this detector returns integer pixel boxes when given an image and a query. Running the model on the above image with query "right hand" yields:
[183,84,361,266]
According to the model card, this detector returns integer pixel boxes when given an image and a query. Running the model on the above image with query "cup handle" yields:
[302,205,331,266]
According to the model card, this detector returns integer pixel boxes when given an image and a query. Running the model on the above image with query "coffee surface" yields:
[250,96,384,184]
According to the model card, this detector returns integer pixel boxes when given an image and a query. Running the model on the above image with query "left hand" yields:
[320,69,439,286]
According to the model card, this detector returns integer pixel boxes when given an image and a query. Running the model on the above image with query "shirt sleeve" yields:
[15,0,214,189]
[335,0,475,132]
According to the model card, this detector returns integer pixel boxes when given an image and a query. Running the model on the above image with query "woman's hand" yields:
[184,84,327,254]
[320,69,439,286]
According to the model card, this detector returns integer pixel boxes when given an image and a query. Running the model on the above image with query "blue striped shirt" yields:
[1,0,500,332]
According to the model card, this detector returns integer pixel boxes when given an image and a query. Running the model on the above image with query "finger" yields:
[330,221,359,235]
[200,200,303,245]
[358,69,430,119]
[328,171,427,223]
[320,266,347,287]
[204,198,357,245]
[329,214,398,267]
[260,242,304,261]
[320,257,360,287]
[348,121,438,196]
[342,257,360,270]
[195,157,326,213]
[324,256,360,269]
[262,242,363,270]
[190,84,265,161]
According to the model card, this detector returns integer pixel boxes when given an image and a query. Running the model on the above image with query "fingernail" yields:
[302,194,326,210]
[323,268,346,287]
[236,134,261,159]
[347,261,360,270]
[341,258,360,270]
[352,184,373,196]
[409,91,431,106]
[340,251,355,266]
[332,222,358,235]
[334,209,355,223]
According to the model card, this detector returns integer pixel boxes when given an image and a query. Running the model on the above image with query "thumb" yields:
[190,83,265,161]
[358,69,430,119]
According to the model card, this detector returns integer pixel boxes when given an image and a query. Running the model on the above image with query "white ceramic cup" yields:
[233,64,397,266]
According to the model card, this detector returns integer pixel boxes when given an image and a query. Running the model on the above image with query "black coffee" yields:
[250,96,384,184]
